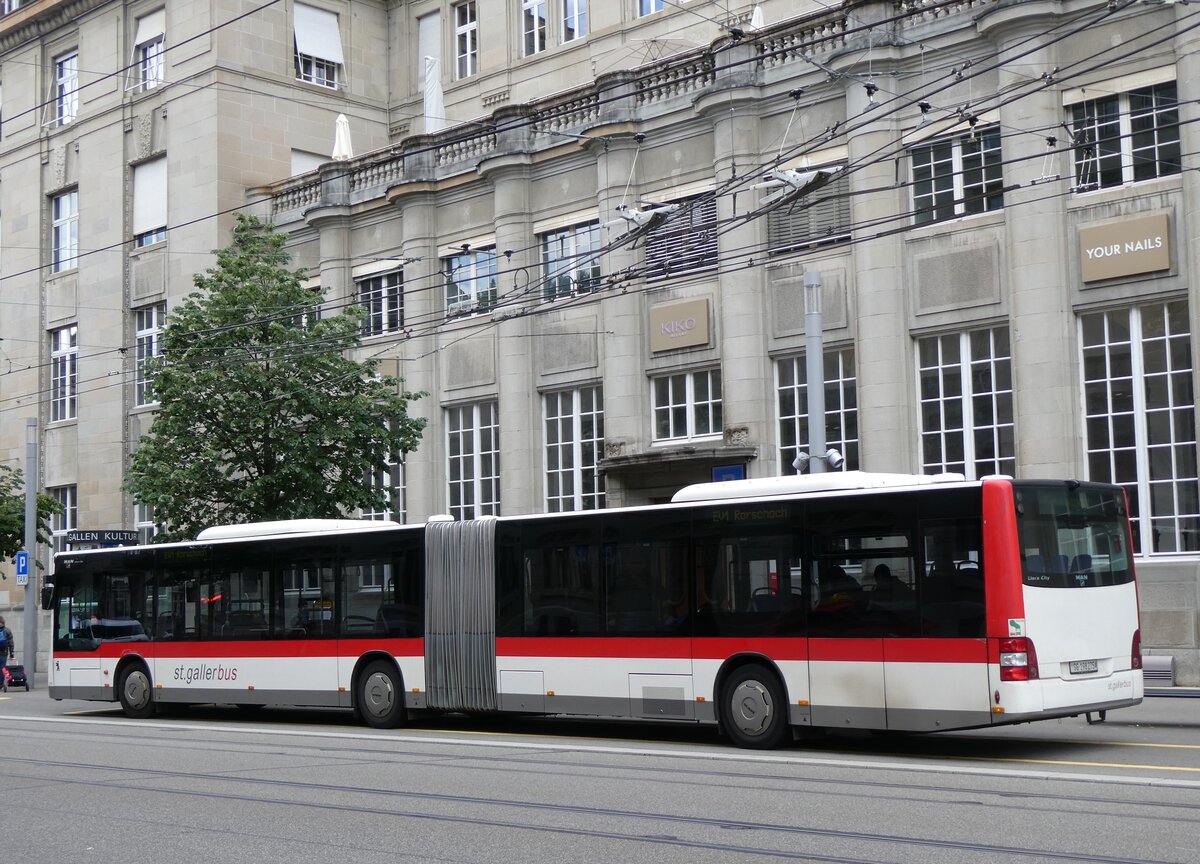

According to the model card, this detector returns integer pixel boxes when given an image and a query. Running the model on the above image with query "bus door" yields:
[884,512,990,731]
[804,500,900,730]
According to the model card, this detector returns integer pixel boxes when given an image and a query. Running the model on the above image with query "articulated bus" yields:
[45,473,1142,748]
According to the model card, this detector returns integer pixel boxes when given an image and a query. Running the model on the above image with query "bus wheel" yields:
[719,664,787,750]
[118,664,156,720]
[357,660,405,729]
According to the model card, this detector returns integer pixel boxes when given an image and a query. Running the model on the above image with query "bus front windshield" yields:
[1014,483,1134,588]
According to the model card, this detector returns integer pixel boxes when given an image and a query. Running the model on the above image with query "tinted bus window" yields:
[602,510,689,636]
[1014,483,1134,588]
[342,532,423,638]
[919,519,984,637]
[522,517,601,637]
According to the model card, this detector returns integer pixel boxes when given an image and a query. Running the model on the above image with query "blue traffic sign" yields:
[15,551,28,577]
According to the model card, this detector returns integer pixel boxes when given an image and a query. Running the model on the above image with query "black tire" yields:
[117,663,156,719]
[356,659,405,729]
[719,663,788,750]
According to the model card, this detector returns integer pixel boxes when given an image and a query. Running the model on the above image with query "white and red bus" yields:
[45,473,1142,748]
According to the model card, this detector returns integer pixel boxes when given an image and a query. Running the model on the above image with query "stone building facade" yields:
[1,0,1198,680]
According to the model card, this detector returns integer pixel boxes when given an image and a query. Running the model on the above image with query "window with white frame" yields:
[357,270,403,336]
[541,221,601,300]
[563,0,587,41]
[644,194,719,280]
[293,3,344,89]
[444,247,497,315]
[50,485,77,558]
[446,401,500,519]
[133,10,165,91]
[545,386,605,512]
[767,163,851,254]
[776,349,859,474]
[134,501,160,545]
[133,157,167,247]
[134,303,166,407]
[363,443,405,522]
[522,0,546,56]
[917,327,1015,478]
[50,324,78,422]
[652,368,722,442]
[53,52,78,125]
[2,2,26,17]
[454,2,478,79]
[1070,81,1179,192]
[52,189,78,272]
[638,0,664,16]
[911,124,1004,225]
[1080,301,1196,554]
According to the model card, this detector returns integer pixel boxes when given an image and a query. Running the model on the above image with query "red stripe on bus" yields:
[495,637,692,659]
[982,478,1024,637]
[883,638,987,664]
[54,638,425,660]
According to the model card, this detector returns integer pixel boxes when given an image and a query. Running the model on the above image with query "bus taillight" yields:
[999,637,1039,681]
[1131,629,1142,670]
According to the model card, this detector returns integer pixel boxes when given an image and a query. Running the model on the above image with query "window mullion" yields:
[951,140,965,217]
[960,332,976,476]
[1118,93,1134,185]
[1127,307,1151,552]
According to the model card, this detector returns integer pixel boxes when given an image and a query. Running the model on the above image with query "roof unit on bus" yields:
[195,518,402,541]
[670,471,969,504]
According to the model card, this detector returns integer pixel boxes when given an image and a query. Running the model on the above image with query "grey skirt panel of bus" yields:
[425,518,498,712]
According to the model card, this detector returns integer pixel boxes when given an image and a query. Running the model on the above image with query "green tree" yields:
[0,464,61,563]
[124,215,426,542]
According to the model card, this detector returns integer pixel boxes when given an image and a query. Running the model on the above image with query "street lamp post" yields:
[792,272,845,476]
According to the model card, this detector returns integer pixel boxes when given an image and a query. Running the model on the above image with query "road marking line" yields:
[6,713,1200,790]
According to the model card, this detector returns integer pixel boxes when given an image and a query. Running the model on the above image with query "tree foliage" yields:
[124,215,426,542]
[0,464,61,563]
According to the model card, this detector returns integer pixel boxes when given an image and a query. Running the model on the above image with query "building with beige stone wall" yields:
[1,0,1198,681]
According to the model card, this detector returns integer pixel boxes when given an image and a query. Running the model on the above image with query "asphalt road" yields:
[1,684,1197,864]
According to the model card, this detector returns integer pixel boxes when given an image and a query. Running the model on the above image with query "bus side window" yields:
[919,520,984,638]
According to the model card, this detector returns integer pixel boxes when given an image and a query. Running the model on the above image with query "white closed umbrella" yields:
[332,113,353,161]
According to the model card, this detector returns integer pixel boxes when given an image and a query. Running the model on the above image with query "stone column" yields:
[983,4,1076,478]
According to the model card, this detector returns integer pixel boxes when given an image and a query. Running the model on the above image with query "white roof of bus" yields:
[671,471,969,503]
[196,519,402,540]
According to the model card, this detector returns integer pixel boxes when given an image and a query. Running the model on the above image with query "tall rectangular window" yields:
[52,190,78,272]
[134,501,160,545]
[639,0,664,16]
[767,163,851,255]
[444,247,497,315]
[50,485,77,558]
[50,324,78,422]
[644,194,719,280]
[911,125,1003,225]
[1081,301,1196,553]
[917,327,1015,478]
[54,52,78,125]
[545,386,605,512]
[454,2,478,79]
[293,3,344,89]
[776,349,859,474]
[652,368,722,442]
[522,0,546,56]
[134,303,166,407]
[133,157,167,246]
[540,221,601,300]
[134,10,166,91]
[363,437,405,522]
[1070,81,1180,191]
[446,401,500,519]
[357,270,403,336]
[563,0,587,42]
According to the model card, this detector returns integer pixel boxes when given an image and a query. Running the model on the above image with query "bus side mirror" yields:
[40,583,54,611]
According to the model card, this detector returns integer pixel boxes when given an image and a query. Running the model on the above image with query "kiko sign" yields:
[1079,213,1170,283]
[649,298,710,352]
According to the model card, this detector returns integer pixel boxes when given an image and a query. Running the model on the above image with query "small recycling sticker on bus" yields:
[1008,618,1025,636]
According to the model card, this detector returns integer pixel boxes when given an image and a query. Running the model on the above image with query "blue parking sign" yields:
[15,551,28,576]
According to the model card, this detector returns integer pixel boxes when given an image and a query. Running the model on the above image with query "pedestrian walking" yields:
[0,615,13,692]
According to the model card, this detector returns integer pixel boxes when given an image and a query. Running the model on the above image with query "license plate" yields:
[1069,659,1099,675]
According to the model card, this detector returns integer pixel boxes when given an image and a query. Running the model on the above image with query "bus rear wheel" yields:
[719,663,787,750]
[357,660,405,729]
[118,664,156,719]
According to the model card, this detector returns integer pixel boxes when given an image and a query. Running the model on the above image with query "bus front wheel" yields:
[719,663,788,750]
[118,664,156,720]
[357,660,405,729]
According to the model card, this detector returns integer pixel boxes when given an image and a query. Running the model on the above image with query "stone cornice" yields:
[0,0,110,54]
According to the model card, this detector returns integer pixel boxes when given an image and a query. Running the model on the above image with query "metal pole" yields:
[803,271,826,474]
[22,417,38,688]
